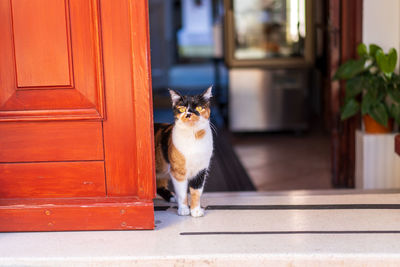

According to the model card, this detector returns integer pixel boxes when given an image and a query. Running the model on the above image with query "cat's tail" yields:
[157,187,176,203]
[156,177,176,202]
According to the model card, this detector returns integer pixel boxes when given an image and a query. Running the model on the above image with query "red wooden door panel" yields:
[13,0,71,87]
[0,161,106,198]
[0,0,155,231]
[0,121,103,162]
[0,0,104,121]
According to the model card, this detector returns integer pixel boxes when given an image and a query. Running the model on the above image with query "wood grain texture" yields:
[0,0,105,121]
[0,0,155,231]
[101,0,137,196]
[329,0,363,187]
[68,0,105,118]
[12,0,72,87]
[0,0,17,107]
[128,0,156,199]
[101,0,155,197]
[0,198,154,231]
[336,0,363,187]
[396,135,400,156]
[0,161,106,198]
[0,121,104,162]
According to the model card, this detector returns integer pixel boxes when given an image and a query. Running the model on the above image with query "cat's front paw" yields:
[190,207,204,217]
[177,205,190,216]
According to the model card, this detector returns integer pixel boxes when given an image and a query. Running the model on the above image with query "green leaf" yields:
[376,48,397,77]
[388,48,398,72]
[345,76,364,99]
[369,103,389,127]
[357,43,368,57]
[361,94,373,115]
[390,103,400,124]
[388,87,400,102]
[334,58,366,80]
[392,73,400,84]
[341,99,360,120]
[361,86,378,115]
[372,74,384,87]
[369,44,382,58]
[376,50,388,70]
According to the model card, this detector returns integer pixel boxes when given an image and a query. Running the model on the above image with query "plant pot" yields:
[363,114,393,134]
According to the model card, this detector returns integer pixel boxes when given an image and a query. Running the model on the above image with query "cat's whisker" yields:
[210,121,218,136]
[211,124,217,136]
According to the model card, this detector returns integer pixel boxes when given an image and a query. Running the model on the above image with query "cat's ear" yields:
[202,85,213,101]
[169,89,182,106]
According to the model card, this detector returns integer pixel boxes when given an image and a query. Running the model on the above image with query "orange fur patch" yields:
[169,142,186,181]
[195,129,206,139]
[154,123,186,182]
[200,107,210,119]
[156,177,169,188]
[189,187,201,208]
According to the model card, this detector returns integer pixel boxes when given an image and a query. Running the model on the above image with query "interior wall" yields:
[363,0,400,69]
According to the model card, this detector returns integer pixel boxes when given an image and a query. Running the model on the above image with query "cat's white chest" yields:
[172,125,213,179]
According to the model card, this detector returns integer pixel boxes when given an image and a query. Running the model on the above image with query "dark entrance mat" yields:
[204,130,255,192]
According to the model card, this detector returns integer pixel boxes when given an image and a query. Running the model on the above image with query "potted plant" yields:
[334,43,400,133]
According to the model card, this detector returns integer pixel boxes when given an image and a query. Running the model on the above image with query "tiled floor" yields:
[232,130,332,191]
[2,191,400,266]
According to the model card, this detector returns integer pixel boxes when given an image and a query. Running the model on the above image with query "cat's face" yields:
[169,86,212,127]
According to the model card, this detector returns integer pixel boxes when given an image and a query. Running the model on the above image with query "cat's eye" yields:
[195,106,203,112]
[177,106,186,113]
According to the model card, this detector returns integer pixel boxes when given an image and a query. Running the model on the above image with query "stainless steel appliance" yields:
[229,68,309,131]
[224,0,314,131]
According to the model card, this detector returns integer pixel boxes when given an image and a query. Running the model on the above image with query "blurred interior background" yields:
[148,0,364,192]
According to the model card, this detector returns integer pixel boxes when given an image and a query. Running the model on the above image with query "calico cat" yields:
[154,86,213,217]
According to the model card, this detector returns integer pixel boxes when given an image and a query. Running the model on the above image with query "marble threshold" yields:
[1,190,400,266]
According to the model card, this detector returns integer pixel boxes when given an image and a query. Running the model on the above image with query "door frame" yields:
[328,0,363,187]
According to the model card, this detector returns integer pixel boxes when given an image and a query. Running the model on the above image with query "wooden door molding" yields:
[328,0,363,187]
[101,0,156,199]
[0,0,105,122]
[0,197,153,231]
[0,0,155,231]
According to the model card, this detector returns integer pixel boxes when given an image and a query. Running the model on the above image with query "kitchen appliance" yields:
[224,0,314,131]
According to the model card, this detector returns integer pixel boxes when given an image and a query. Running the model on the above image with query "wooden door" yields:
[0,0,155,231]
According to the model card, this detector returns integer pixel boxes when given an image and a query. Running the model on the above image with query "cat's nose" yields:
[186,113,192,118]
